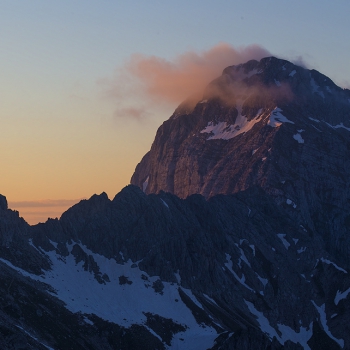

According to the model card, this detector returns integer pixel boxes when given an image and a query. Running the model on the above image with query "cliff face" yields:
[131,57,350,265]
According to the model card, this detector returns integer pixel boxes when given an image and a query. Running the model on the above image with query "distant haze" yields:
[8,199,85,225]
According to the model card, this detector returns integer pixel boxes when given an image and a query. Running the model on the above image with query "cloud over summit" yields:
[126,43,271,104]
[102,43,271,120]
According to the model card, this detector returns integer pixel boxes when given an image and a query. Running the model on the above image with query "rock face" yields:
[131,57,350,266]
[0,195,49,275]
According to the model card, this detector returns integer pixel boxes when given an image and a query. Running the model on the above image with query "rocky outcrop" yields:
[131,57,350,266]
[0,195,50,275]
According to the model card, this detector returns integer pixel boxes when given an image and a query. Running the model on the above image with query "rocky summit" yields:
[0,57,350,349]
[131,56,350,266]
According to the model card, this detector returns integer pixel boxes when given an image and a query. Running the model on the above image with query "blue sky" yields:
[2,1,350,83]
[1,1,349,223]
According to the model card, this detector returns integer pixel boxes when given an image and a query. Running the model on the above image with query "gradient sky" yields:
[1,1,350,224]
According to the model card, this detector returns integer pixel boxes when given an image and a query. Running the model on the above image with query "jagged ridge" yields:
[1,186,349,349]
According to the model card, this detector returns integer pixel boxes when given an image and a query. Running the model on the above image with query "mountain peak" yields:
[131,57,350,266]
[132,56,350,198]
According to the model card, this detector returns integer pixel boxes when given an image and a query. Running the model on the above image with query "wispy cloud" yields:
[113,107,150,121]
[125,43,271,104]
[99,43,272,121]
[289,55,309,69]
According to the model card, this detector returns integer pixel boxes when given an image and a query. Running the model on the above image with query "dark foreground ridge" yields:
[0,184,349,349]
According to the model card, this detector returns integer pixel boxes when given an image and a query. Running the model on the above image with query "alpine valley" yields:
[1,57,350,350]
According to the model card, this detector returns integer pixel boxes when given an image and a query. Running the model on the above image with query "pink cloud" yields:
[102,43,272,120]
[126,43,271,104]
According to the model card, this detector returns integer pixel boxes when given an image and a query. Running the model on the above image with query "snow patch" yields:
[274,79,281,86]
[311,301,344,347]
[28,239,47,257]
[310,78,325,98]
[0,258,40,279]
[277,323,313,350]
[235,244,251,268]
[49,240,58,249]
[320,258,347,273]
[143,176,149,192]
[267,107,294,127]
[297,247,306,254]
[200,105,263,140]
[286,199,297,209]
[203,294,218,306]
[171,328,217,350]
[293,133,304,144]
[246,68,263,78]
[249,244,255,256]
[15,325,54,350]
[160,198,169,209]
[0,245,218,347]
[334,287,350,305]
[289,70,296,77]
[145,325,164,342]
[293,129,305,143]
[300,225,307,232]
[308,117,320,123]
[181,288,205,310]
[277,234,290,249]
[225,254,254,292]
[119,251,125,261]
[245,301,280,340]
[325,121,350,132]
[175,270,181,284]
[83,317,94,325]
[245,300,313,348]
[256,273,268,288]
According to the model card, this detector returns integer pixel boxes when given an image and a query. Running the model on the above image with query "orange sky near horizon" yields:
[3,117,158,225]
[8,200,84,225]
[2,104,162,224]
